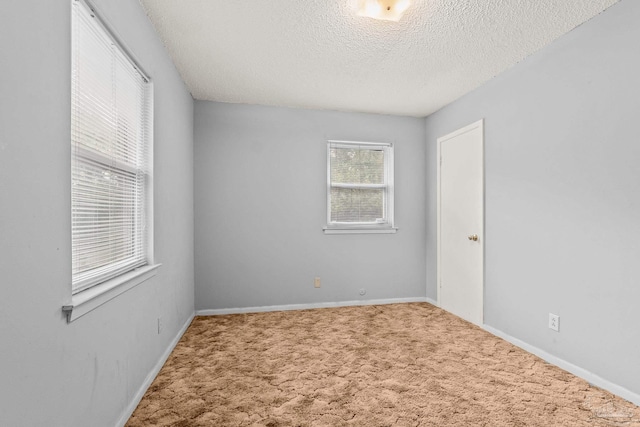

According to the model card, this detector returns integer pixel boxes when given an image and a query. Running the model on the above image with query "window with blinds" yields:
[325,141,395,233]
[71,0,153,294]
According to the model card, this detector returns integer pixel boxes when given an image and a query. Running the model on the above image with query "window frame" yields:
[324,140,396,234]
[64,0,158,322]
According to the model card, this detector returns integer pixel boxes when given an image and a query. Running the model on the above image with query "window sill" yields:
[62,264,161,323]
[323,227,398,235]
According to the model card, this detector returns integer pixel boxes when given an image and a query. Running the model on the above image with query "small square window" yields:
[324,141,396,234]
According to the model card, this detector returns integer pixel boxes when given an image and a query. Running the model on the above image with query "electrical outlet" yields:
[359,288,366,296]
[314,277,321,288]
[548,313,559,332]
[157,317,162,334]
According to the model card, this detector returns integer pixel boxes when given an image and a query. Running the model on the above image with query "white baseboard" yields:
[196,297,428,316]
[425,296,438,306]
[116,312,195,427]
[483,325,640,406]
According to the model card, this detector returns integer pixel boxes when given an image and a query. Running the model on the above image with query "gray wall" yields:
[425,0,639,397]
[194,102,426,310]
[0,1,194,426]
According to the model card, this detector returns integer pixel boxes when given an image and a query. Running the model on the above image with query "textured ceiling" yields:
[140,0,619,117]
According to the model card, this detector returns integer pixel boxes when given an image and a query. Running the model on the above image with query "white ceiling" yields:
[140,0,619,117]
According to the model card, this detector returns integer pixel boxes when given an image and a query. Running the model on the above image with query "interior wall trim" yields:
[117,312,196,427]
[196,297,430,316]
[484,324,640,406]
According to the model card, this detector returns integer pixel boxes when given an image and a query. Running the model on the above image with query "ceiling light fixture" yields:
[356,0,411,22]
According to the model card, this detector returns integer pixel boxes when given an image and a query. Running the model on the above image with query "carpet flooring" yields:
[126,303,639,426]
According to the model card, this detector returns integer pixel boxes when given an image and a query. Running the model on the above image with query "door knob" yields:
[468,234,478,241]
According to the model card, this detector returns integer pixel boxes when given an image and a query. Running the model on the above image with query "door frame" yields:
[436,119,485,323]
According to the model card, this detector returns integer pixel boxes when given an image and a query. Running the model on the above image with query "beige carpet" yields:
[126,303,639,426]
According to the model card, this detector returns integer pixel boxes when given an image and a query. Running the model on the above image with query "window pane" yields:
[72,157,143,277]
[330,147,384,184]
[330,187,384,223]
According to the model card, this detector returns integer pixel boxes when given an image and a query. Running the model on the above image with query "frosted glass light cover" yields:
[356,0,411,21]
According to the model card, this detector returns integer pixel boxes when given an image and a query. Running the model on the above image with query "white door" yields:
[437,120,484,326]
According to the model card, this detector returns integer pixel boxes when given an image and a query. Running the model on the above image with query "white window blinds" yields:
[326,141,394,230]
[71,0,152,294]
